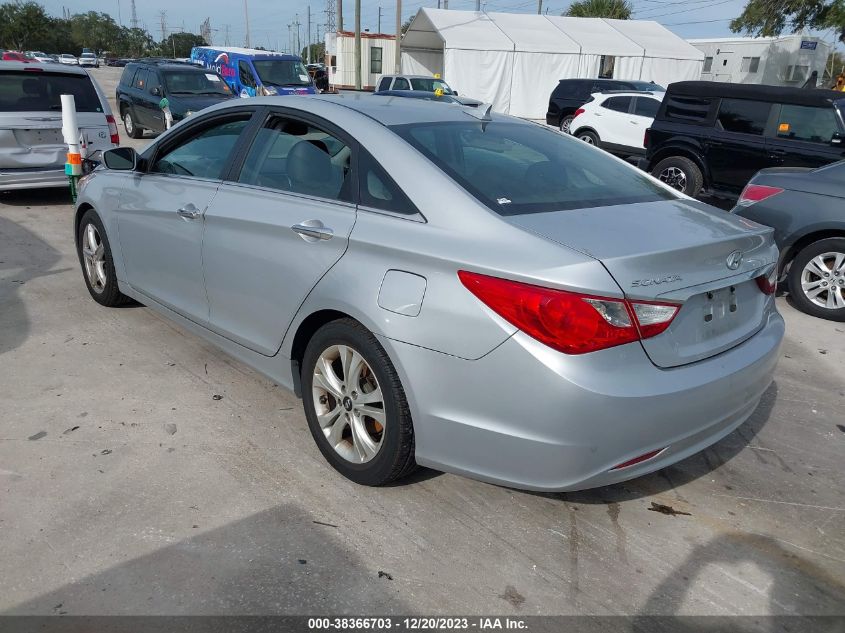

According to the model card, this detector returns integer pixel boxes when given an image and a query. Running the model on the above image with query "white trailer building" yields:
[400,9,704,119]
[326,31,397,91]
[688,35,832,87]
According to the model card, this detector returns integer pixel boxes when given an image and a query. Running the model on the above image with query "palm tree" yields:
[565,0,633,19]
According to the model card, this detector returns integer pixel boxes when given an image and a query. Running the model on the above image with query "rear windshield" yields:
[409,78,453,94]
[0,71,103,112]
[391,120,676,215]
[163,70,231,96]
[252,59,311,87]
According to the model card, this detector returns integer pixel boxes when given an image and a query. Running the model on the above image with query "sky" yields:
[41,0,841,50]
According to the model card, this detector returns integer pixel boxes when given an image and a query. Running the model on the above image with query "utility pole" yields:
[224,24,231,45]
[377,6,382,33]
[129,0,138,28]
[537,0,542,13]
[307,6,312,64]
[296,15,302,57]
[159,11,167,43]
[395,0,401,71]
[338,0,343,31]
[443,0,448,9]
[325,0,336,33]
[244,0,251,47]
[354,0,361,89]
[117,0,122,26]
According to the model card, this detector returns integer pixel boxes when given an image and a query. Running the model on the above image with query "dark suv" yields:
[546,78,664,133]
[644,81,845,198]
[116,60,234,138]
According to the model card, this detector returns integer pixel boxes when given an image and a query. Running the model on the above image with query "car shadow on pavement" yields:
[0,188,74,208]
[636,531,845,627]
[0,215,63,356]
[2,503,412,616]
[540,381,779,506]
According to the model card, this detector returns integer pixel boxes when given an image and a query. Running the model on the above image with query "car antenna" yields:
[464,102,493,123]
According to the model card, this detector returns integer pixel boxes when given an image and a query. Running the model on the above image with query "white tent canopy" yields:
[401,9,704,119]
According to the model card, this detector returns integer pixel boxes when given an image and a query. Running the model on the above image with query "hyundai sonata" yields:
[74,95,784,491]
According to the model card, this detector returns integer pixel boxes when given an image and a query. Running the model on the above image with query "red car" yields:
[2,51,32,62]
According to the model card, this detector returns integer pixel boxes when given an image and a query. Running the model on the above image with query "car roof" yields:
[130,60,208,71]
[239,93,499,126]
[0,60,88,75]
[668,81,844,106]
[591,90,663,98]
[388,75,445,80]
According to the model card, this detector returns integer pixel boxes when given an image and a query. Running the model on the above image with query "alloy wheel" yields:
[81,223,107,293]
[123,112,134,135]
[579,134,595,144]
[560,116,573,134]
[800,252,845,310]
[658,166,687,192]
[312,344,386,464]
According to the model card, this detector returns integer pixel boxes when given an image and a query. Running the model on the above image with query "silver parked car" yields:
[74,95,784,491]
[0,61,118,190]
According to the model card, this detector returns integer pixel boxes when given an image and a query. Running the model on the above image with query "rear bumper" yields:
[386,309,784,492]
[0,168,68,190]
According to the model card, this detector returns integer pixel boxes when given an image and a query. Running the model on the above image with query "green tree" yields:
[0,1,51,51]
[301,42,326,62]
[70,11,123,53]
[730,0,844,36]
[158,32,206,58]
[564,0,633,19]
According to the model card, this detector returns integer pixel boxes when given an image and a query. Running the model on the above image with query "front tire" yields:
[123,109,143,139]
[576,130,599,145]
[652,156,703,197]
[77,209,130,307]
[787,238,845,321]
[301,318,417,486]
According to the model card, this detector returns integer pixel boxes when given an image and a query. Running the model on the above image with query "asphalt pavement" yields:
[0,67,843,617]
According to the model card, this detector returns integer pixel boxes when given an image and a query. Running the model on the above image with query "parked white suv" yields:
[570,90,664,157]
[0,61,119,190]
[78,52,99,68]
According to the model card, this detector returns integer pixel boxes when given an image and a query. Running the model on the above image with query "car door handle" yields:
[177,204,200,219]
[292,221,333,241]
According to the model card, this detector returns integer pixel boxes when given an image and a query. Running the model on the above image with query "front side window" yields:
[370,47,383,75]
[392,121,676,216]
[239,61,256,88]
[775,105,841,144]
[602,96,632,113]
[252,59,311,87]
[717,98,771,135]
[409,77,453,94]
[151,116,251,179]
[237,117,352,201]
[393,77,410,90]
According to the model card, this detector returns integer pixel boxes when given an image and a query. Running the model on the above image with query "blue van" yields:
[190,46,316,97]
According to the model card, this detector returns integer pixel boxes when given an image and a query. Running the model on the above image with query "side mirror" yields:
[102,147,137,171]
[453,91,459,96]
[832,133,843,146]
[151,86,162,96]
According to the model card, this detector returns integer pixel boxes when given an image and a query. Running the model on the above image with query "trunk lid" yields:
[0,112,111,169]
[508,198,778,368]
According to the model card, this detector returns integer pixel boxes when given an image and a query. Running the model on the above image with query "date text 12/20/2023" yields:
[307,617,528,630]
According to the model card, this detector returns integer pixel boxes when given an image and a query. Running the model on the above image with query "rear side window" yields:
[634,97,661,118]
[662,94,713,123]
[775,105,840,144]
[132,68,149,90]
[119,67,136,86]
[717,98,771,135]
[358,151,418,215]
[392,121,676,216]
[602,96,632,113]
[0,71,103,112]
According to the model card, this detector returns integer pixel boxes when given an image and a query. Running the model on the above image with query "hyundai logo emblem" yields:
[726,250,743,270]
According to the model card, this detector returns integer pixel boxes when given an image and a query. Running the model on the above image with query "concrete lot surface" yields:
[0,67,843,617]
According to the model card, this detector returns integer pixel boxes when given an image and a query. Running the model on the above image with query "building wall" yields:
[691,35,831,87]
[329,33,397,90]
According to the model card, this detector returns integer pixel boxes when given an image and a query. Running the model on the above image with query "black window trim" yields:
[357,148,425,223]
[221,106,360,208]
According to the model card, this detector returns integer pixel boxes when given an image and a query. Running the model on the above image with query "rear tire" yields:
[77,209,131,307]
[576,130,599,146]
[560,115,575,134]
[652,156,703,197]
[301,318,417,486]
[123,109,143,139]
[787,238,845,321]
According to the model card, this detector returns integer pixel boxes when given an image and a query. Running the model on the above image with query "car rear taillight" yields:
[737,184,783,207]
[458,271,680,355]
[643,127,650,148]
[573,108,585,119]
[755,267,778,295]
[611,448,665,470]
[105,114,119,144]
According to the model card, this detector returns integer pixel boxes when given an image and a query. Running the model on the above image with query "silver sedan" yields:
[74,95,784,491]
